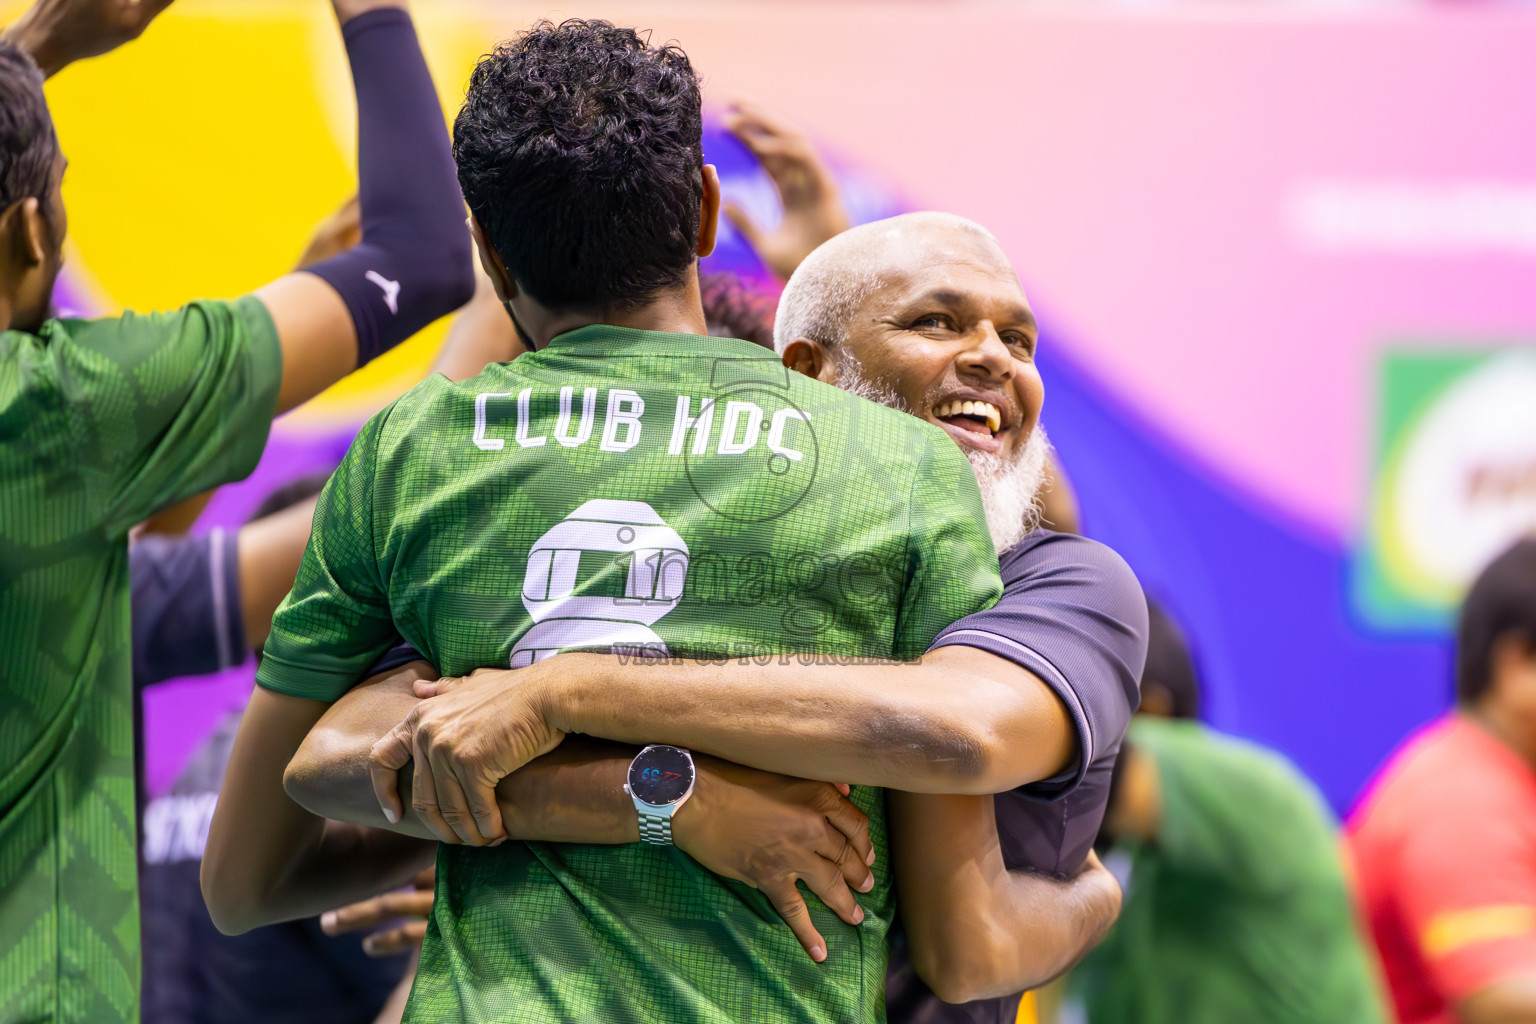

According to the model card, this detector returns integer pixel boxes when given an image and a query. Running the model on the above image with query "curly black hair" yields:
[454,20,704,312]
[700,271,775,349]
[0,44,58,214]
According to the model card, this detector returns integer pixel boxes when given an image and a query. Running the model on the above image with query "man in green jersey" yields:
[204,21,1019,1024]
[0,0,474,1019]
[1070,610,1387,1024]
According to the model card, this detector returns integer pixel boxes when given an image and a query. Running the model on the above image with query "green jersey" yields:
[1072,717,1388,1024]
[0,299,282,1024]
[257,326,1001,1023]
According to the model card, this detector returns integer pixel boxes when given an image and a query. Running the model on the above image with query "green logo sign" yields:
[1356,349,1536,630]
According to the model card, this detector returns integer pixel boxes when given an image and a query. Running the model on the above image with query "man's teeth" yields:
[934,399,1002,434]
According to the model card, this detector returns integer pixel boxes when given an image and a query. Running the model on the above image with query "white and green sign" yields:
[1357,349,1536,629]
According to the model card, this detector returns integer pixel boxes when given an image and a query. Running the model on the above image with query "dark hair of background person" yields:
[1093,735,1138,859]
[0,44,59,216]
[700,271,775,349]
[453,19,704,313]
[248,467,335,524]
[1141,598,1201,721]
[1455,537,1536,705]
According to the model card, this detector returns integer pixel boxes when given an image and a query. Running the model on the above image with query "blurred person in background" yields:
[0,0,474,1016]
[133,472,421,1024]
[1135,599,1201,720]
[1348,537,1536,1024]
[1067,600,1388,1024]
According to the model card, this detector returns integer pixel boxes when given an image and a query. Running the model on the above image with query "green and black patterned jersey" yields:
[257,325,1002,1023]
[0,298,282,1024]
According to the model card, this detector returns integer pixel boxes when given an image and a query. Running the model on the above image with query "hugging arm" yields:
[282,661,877,961]
[201,663,631,934]
[289,656,1110,974]
[889,790,1121,1003]
[373,437,1064,833]
[199,680,436,936]
[378,642,1075,847]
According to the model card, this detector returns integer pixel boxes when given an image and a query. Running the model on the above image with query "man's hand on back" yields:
[370,674,881,965]
[4,0,175,77]
[369,667,563,845]
[321,867,435,957]
[675,756,875,963]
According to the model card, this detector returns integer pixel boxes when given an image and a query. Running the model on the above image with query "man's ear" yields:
[781,337,833,382]
[1490,632,1536,702]
[697,164,721,259]
[469,215,516,303]
[1,198,47,268]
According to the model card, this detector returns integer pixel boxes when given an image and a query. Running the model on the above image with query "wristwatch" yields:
[624,744,697,846]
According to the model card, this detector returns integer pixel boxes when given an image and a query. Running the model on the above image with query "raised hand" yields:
[328,0,408,25]
[3,0,176,77]
[320,867,435,957]
[295,195,362,271]
[673,756,875,963]
[721,101,851,281]
[369,668,565,846]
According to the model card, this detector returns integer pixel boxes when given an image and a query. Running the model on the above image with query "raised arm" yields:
[2,0,175,78]
[888,790,1121,1003]
[1460,980,1536,1024]
[4,0,473,408]
[255,0,474,413]
[720,101,850,281]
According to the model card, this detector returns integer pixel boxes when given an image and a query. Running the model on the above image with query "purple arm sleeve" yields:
[303,8,475,366]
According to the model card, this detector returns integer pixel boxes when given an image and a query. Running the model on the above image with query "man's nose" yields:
[955,321,1014,379]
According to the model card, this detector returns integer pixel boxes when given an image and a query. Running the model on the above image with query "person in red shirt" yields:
[1348,537,1536,1024]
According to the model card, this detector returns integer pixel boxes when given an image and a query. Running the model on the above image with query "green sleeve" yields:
[1135,718,1341,895]
[892,431,1002,659]
[256,412,397,703]
[59,296,283,535]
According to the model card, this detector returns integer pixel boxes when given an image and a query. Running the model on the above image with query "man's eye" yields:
[911,314,951,330]
[1005,333,1037,356]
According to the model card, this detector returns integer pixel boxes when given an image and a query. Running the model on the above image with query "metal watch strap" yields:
[637,807,675,845]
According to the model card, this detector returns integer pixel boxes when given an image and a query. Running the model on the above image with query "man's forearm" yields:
[536,645,1073,795]
[889,790,1121,1003]
[203,685,434,934]
[287,664,640,844]
[265,820,436,928]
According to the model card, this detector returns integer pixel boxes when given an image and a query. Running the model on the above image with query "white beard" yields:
[834,359,1050,553]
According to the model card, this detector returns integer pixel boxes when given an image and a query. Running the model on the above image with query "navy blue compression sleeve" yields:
[303,7,475,366]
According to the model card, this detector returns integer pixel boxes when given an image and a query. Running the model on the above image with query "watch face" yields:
[628,745,695,806]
